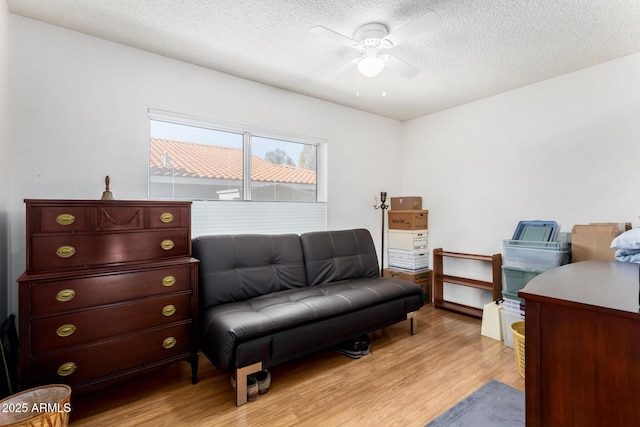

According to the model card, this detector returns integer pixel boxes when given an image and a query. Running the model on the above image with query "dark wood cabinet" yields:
[519,261,640,427]
[18,199,199,391]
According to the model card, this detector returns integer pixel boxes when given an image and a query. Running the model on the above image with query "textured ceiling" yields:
[7,0,640,121]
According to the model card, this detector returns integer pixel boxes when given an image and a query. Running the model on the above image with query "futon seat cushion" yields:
[201,277,423,370]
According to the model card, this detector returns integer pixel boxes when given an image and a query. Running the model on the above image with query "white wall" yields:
[0,2,10,321]
[402,52,640,308]
[8,16,403,314]
[10,14,640,315]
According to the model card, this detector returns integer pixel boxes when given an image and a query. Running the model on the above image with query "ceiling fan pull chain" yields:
[382,70,387,97]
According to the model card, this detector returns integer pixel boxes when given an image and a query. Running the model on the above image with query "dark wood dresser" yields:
[17,199,199,391]
[519,260,640,427]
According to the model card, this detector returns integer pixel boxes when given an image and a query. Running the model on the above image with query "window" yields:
[251,136,317,201]
[148,111,321,202]
[148,111,327,235]
[149,121,244,199]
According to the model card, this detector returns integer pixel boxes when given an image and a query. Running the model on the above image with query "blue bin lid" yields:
[512,220,558,241]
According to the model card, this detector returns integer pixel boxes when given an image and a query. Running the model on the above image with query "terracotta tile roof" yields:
[150,138,316,184]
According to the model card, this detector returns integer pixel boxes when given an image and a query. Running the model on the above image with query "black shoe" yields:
[358,334,371,356]
[246,375,259,401]
[254,369,271,394]
[335,339,362,359]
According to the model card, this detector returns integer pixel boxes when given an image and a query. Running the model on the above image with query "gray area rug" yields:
[425,380,524,427]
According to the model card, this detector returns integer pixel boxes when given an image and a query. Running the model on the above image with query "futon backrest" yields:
[300,229,380,285]
[193,233,307,309]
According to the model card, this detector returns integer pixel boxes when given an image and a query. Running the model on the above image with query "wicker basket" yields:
[510,320,525,379]
[0,384,71,427]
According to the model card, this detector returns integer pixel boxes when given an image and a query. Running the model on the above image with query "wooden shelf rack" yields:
[433,248,502,318]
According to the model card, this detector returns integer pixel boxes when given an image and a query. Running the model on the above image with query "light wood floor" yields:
[69,305,524,426]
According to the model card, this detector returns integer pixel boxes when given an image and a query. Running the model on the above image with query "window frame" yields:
[148,109,327,202]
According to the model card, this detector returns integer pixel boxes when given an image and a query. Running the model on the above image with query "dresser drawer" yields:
[30,229,190,271]
[31,294,192,354]
[149,206,190,229]
[33,206,92,233]
[29,264,193,316]
[30,323,192,387]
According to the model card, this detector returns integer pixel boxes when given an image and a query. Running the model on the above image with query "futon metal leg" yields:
[408,311,418,335]
[235,362,262,406]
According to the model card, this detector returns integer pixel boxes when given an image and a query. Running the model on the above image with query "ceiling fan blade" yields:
[322,58,358,81]
[309,26,359,48]
[384,55,420,79]
[383,11,442,46]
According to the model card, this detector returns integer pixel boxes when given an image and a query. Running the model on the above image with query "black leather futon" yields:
[192,228,424,405]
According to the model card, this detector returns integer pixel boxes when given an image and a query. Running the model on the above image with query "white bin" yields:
[388,230,428,251]
[388,249,429,270]
[500,307,524,348]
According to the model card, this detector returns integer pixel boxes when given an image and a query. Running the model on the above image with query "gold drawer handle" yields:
[56,245,76,258]
[160,239,175,250]
[57,362,77,377]
[55,213,76,226]
[55,289,75,302]
[160,212,175,223]
[56,324,77,337]
[162,337,177,349]
[162,305,176,317]
[162,276,176,287]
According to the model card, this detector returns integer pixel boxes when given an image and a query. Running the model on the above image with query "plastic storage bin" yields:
[512,220,558,241]
[500,307,524,348]
[502,265,545,293]
[503,240,570,270]
[503,290,524,303]
[503,296,524,316]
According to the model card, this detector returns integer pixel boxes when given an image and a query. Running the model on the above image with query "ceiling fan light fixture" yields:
[357,50,385,77]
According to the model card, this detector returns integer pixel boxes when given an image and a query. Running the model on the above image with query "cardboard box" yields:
[383,267,432,303]
[390,196,422,210]
[571,223,631,262]
[388,249,429,270]
[388,229,428,251]
[388,210,428,230]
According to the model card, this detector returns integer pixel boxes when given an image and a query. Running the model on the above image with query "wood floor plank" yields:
[69,305,524,426]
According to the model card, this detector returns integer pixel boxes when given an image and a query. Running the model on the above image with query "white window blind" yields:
[191,200,327,237]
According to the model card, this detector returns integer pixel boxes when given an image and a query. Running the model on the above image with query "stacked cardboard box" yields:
[387,210,428,230]
[383,268,432,303]
[390,196,422,211]
[387,197,429,271]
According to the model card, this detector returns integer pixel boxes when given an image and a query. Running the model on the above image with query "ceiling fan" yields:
[310,11,442,79]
